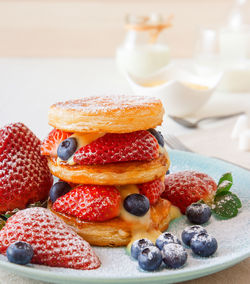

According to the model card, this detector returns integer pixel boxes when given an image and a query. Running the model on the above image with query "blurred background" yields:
[0,0,238,57]
[0,0,250,158]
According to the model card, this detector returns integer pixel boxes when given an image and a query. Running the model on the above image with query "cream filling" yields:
[117,184,151,230]
[116,184,182,249]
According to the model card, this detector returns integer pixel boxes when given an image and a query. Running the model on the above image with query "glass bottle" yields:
[219,0,250,64]
[116,14,172,77]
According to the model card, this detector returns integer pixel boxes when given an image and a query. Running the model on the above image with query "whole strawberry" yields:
[0,207,100,270]
[162,171,217,214]
[73,130,159,165]
[0,123,53,213]
[53,184,121,222]
[138,179,165,205]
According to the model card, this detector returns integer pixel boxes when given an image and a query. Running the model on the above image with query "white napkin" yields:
[231,114,250,151]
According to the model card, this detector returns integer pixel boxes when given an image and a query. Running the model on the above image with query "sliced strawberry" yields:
[162,170,217,214]
[0,122,53,213]
[138,179,165,205]
[53,185,121,222]
[41,128,72,156]
[0,208,100,270]
[73,130,159,165]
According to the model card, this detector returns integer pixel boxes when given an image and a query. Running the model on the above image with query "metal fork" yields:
[163,133,194,152]
[162,131,250,171]
[169,112,245,128]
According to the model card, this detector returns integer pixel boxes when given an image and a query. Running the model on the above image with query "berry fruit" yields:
[181,225,207,246]
[73,130,159,165]
[123,194,150,217]
[190,233,218,257]
[53,184,121,222]
[131,238,154,260]
[186,203,212,224]
[138,246,162,271]
[0,122,53,213]
[57,137,77,160]
[162,243,188,269]
[148,129,164,147]
[156,232,181,250]
[0,208,100,270]
[162,171,217,214]
[41,128,72,156]
[49,181,71,203]
[6,241,33,265]
[138,179,165,205]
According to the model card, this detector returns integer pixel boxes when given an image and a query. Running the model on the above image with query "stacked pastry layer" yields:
[42,96,178,247]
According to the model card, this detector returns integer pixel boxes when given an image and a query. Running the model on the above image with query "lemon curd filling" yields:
[116,184,182,249]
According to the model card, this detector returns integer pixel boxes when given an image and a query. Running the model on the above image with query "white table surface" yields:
[1,58,249,140]
[0,58,249,284]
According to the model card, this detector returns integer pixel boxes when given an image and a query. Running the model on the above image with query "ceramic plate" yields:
[0,150,249,284]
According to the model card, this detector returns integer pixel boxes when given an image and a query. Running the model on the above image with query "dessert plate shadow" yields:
[0,150,249,284]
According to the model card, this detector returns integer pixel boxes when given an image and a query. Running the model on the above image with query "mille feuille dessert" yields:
[41,95,181,247]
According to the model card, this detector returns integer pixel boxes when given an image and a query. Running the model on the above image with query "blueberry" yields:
[57,137,77,160]
[190,233,218,257]
[7,241,33,265]
[156,232,181,250]
[148,129,164,147]
[166,170,170,175]
[50,181,71,203]
[138,246,162,271]
[162,243,188,269]
[186,203,212,224]
[131,238,154,260]
[124,194,150,217]
[181,225,207,246]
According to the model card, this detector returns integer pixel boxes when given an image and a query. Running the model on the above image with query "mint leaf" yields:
[218,172,233,186]
[212,192,241,219]
[216,180,232,195]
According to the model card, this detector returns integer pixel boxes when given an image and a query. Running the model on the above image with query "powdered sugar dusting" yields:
[162,243,187,258]
[73,130,159,165]
[53,185,121,221]
[162,170,217,213]
[0,123,53,212]
[0,208,100,270]
[51,95,161,114]
[0,151,249,282]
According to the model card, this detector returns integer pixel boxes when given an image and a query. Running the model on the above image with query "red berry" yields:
[41,128,72,156]
[53,185,121,222]
[0,208,100,270]
[138,179,165,205]
[0,123,53,213]
[73,130,159,165]
[162,171,217,214]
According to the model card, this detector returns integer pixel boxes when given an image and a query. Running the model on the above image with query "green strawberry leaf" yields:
[0,200,48,223]
[0,219,5,230]
[218,172,233,187]
[212,191,242,219]
[28,200,47,208]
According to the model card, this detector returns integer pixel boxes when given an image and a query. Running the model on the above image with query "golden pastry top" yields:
[48,95,164,133]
